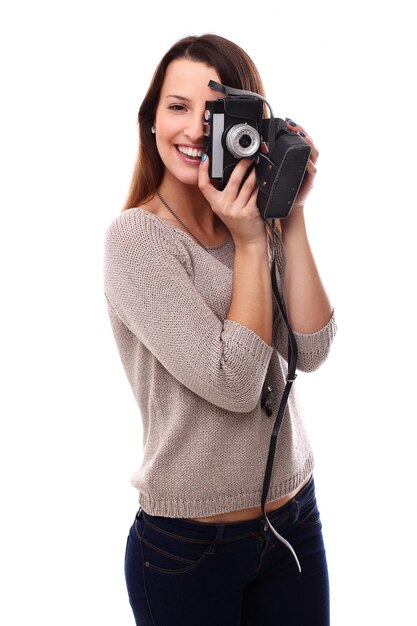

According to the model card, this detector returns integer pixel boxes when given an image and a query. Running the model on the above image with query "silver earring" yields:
[151,126,156,134]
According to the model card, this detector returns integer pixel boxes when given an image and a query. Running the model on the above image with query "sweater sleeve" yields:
[273,308,337,372]
[268,228,338,372]
[103,210,274,413]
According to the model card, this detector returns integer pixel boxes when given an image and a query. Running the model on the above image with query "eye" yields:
[168,104,187,112]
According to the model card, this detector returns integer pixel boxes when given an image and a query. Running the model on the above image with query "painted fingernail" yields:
[299,131,306,137]
[288,120,297,127]
[201,153,207,162]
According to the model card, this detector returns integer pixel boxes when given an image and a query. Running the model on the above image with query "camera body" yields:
[203,91,311,219]
[203,97,263,184]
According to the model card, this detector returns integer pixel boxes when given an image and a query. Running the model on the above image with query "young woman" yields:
[104,33,337,626]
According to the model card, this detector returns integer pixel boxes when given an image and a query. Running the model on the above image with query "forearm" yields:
[280,209,332,333]
[227,229,273,346]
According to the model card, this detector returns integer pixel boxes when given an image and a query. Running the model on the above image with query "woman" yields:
[104,33,337,626]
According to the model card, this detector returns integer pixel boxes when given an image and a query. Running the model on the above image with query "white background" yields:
[1,1,416,624]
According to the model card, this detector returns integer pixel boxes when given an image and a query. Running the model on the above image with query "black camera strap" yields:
[208,79,303,571]
[259,223,302,573]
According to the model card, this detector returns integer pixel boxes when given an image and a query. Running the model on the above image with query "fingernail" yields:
[201,153,207,162]
[288,120,297,127]
[299,131,306,137]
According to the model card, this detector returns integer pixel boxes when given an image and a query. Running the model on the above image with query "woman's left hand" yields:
[284,118,319,213]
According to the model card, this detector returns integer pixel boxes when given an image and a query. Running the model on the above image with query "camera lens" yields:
[225,123,260,159]
[239,135,252,149]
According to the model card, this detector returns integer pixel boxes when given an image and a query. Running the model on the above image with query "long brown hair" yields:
[122,34,265,212]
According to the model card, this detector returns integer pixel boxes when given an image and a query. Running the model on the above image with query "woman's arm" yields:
[267,218,336,373]
[280,207,333,333]
[226,231,273,347]
[277,119,333,332]
[268,119,337,370]
[103,209,274,413]
[199,157,274,347]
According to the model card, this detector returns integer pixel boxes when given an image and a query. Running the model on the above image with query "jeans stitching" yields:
[139,530,157,626]
[142,516,215,544]
[137,518,259,552]
[143,546,214,575]
[134,519,144,543]
[141,534,206,565]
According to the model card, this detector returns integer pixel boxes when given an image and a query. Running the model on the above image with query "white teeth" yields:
[177,146,204,158]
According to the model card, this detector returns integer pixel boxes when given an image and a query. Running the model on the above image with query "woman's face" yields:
[154,58,221,187]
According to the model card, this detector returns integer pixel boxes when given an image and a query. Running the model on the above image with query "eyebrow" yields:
[166,94,191,102]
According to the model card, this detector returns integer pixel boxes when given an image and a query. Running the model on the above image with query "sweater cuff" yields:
[222,319,274,365]
[292,309,337,371]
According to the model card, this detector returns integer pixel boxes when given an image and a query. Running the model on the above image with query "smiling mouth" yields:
[176,145,204,160]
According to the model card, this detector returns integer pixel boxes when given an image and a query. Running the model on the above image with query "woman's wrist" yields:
[233,228,269,253]
[280,205,306,240]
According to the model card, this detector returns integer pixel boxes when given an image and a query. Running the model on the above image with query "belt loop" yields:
[291,498,300,525]
[208,524,225,555]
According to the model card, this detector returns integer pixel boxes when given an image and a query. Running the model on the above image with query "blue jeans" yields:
[124,476,329,625]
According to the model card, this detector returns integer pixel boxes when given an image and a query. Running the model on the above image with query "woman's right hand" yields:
[198,155,266,247]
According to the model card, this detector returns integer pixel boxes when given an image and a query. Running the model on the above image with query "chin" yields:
[166,165,200,188]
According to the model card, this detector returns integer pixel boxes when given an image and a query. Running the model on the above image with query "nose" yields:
[184,111,205,144]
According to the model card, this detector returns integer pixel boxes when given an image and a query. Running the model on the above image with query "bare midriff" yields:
[190,475,312,523]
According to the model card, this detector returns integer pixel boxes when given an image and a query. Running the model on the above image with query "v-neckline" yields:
[134,207,232,250]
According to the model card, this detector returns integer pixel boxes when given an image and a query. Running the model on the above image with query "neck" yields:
[157,171,220,237]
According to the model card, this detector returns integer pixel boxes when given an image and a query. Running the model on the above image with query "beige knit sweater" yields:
[103,207,337,518]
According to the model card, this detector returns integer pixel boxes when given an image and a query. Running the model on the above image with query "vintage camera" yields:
[203,97,263,184]
[204,82,312,219]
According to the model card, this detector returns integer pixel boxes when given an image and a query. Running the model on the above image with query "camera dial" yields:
[225,123,260,159]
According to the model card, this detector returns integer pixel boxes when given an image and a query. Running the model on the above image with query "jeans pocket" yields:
[139,516,215,575]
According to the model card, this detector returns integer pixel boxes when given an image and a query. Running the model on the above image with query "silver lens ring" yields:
[225,123,260,158]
